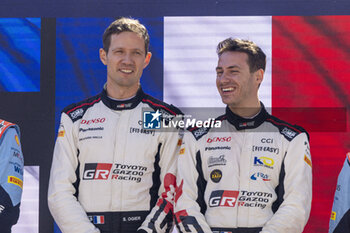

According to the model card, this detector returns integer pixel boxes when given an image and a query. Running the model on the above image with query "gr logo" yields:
[254,156,274,168]
[209,190,239,207]
[83,163,113,180]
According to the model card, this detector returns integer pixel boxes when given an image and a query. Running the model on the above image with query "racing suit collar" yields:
[101,87,145,110]
[225,102,269,130]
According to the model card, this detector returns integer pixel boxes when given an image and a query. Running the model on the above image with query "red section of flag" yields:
[272,15,350,232]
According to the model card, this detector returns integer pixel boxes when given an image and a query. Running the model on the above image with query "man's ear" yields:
[255,68,264,86]
[99,48,107,65]
[143,52,152,69]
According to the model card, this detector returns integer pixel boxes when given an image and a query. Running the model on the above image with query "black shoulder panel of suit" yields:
[141,93,183,116]
[266,115,309,142]
[188,114,227,141]
[62,93,102,122]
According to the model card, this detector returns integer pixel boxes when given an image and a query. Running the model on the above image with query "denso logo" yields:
[207,137,231,143]
[209,190,239,207]
[83,163,112,180]
[81,118,106,125]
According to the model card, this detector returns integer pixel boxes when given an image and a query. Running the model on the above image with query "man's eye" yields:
[216,72,223,76]
[115,50,123,54]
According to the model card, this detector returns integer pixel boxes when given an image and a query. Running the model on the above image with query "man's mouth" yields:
[120,69,133,74]
[221,87,235,93]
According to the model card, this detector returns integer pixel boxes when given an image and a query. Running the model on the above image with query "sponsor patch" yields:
[129,127,155,136]
[83,163,113,180]
[8,176,23,189]
[304,155,312,167]
[254,156,274,169]
[15,135,20,145]
[239,121,255,128]
[252,146,279,154]
[70,108,84,119]
[81,118,106,125]
[281,127,297,139]
[179,148,185,155]
[331,211,336,221]
[209,190,239,207]
[210,169,222,183]
[205,146,231,151]
[261,138,273,143]
[58,130,65,137]
[208,155,227,167]
[177,139,182,146]
[207,136,231,143]
[250,172,270,181]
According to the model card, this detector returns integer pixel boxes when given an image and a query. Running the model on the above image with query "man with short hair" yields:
[48,17,182,233]
[175,38,312,233]
[0,119,24,233]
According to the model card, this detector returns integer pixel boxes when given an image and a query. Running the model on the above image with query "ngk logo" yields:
[81,118,106,125]
[209,190,239,207]
[83,163,112,180]
[207,136,231,143]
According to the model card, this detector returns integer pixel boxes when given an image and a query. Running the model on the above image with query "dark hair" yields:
[216,38,266,73]
[102,17,150,55]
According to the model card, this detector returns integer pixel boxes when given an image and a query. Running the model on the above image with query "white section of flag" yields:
[164,16,272,110]
[164,16,272,233]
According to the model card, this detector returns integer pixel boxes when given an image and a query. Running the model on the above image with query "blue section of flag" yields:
[0,18,41,92]
[55,17,164,132]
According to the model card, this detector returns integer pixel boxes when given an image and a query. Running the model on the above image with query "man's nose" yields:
[218,72,229,83]
[122,53,133,64]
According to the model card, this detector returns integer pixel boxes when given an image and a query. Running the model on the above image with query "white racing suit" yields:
[48,88,182,233]
[175,105,312,233]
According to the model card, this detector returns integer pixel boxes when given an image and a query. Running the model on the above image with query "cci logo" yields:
[143,110,161,129]
[254,156,274,168]
[83,163,112,180]
[209,190,239,207]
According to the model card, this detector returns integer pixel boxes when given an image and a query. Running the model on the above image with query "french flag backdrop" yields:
[1,16,349,233]
[164,16,350,232]
[165,16,350,232]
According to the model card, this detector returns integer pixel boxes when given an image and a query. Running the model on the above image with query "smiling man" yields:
[175,38,313,233]
[48,17,182,233]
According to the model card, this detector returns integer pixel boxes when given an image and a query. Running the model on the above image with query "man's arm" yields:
[329,153,350,233]
[261,133,312,233]
[174,132,212,233]
[48,113,99,233]
[0,126,23,232]
[138,117,183,233]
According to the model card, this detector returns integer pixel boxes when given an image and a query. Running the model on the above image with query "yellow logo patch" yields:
[8,176,23,189]
[58,130,65,137]
[304,155,312,167]
[179,148,185,155]
[177,139,182,146]
[15,135,20,146]
[331,211,336,220]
